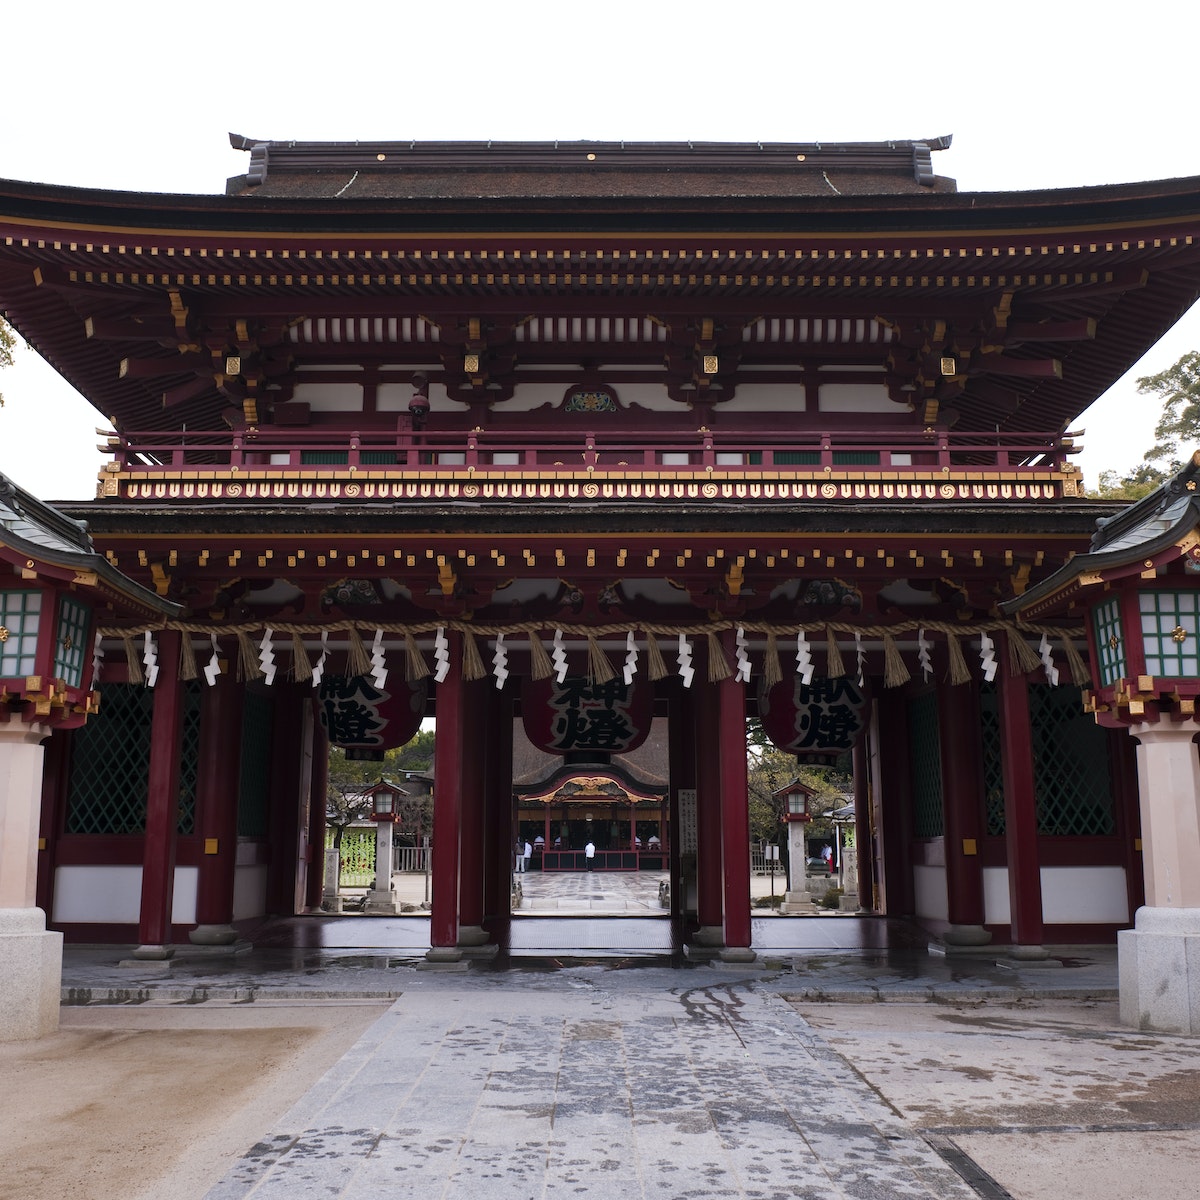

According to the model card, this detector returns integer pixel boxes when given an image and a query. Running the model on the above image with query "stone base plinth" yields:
[780,889,811,915]
[457,924,490,947]
[1009,944,1050,961]
[419,946,467,971]
[189,923,238,946]
[0,909,63,1041]
[717,947,758,964]
[364,889,399,915]
[944,924,992,948]
[1120,906,1200,1034]
[131,943,175,961]
[691,924,724,946]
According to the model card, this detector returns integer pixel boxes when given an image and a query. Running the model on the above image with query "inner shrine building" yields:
[5,134,1200,1027]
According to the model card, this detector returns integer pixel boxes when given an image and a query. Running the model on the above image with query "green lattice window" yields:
[54,596,91,688]
[0,589,42,677]
[832,451,881,465]
[176,684,202,836]
[1139,591,1200,677]
[301,450,349,465]
[979,683,1005,836]
[908,691,944,838]
[66,683,154,834]
[1030,684,1114,836]
[773,451,820,465]
[65,682,202,836]
[978,682,1114,837]
[238,691,274,838]
[359,451,397,465]
[1092,597,1126,687]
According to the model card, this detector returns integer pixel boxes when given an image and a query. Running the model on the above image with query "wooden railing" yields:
[102,425,1078,476]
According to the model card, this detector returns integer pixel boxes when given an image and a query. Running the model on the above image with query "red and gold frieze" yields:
[106,469,1078,505]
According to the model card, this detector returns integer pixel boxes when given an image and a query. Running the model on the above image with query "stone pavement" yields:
[47,870,1157,1199]
[201,971,985,1200]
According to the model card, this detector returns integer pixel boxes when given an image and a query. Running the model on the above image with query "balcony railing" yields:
[102,425,1078,476]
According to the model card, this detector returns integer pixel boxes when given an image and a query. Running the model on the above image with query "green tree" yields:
[1097,351,1200,497]
[745,737,850,858]
[0,316,15,407]
[1094,464,1167,501]
[325,728,435,848]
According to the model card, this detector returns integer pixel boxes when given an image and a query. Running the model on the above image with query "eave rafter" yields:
[3,201,1197,439]
[90,522,1084,629]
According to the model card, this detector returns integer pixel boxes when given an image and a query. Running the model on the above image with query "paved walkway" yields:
[50,873,1153,1199]
[201,972,985,1200]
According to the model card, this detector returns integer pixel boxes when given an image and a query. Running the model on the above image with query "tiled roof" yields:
[0,472,179,617]
[1002,451,1200,616]
[227,136,956,200]
[1,474,94,557]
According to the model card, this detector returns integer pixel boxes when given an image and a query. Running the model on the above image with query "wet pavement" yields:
[61,869,1118,1004]
[52,871,1146,1199]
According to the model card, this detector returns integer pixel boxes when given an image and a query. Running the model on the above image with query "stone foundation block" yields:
[0,908,63,1041]
[1119,906,1200,1034]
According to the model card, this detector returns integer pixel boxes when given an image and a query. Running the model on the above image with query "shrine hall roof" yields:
[0,473,178,618]
[6,136,1200,444]
[1002,451,1200,619]
[225,135,958,200]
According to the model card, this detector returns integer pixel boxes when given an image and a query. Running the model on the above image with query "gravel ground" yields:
[0,1000,390,1200]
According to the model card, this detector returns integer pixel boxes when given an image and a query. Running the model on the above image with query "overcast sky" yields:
[3,1,1199,498]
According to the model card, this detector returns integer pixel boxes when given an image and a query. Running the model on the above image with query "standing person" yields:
[523,840,532,873]
[514,839,525,873]
[585,840,596,871]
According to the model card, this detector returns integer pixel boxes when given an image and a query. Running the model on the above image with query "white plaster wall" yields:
[913,864,949,922]
[54,866,139,923]
[488,383,575,413]
[983,866,1011,925]
[377,381,469,412]
[1041,866,1130,924]
[714,384,804,412]
[172,867,198,924]
[291,382,363,412]
[817,383,895,412]
[52,865,197,924]
[983,865,1129,926]
[233,865,269,921]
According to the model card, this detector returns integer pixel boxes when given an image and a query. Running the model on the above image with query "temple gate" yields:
[0,135,1198,1011]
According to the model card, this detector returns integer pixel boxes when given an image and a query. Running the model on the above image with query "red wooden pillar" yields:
[875,687,915,916]
[134,631,184,958]
[36,731,70,919]
[304,722,330,912]
[429,633,465,960]
[997,644,1046,954]
[937,677,989,944]
[265,685,308,916]
[851,737,874,912]
[191,671,244,944]
[717,631,753,958]
[1111,727,1145,923]
[482,686,513,928]
[667,681,694,923]
[457,678,488,945]
[694,679,724,939]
